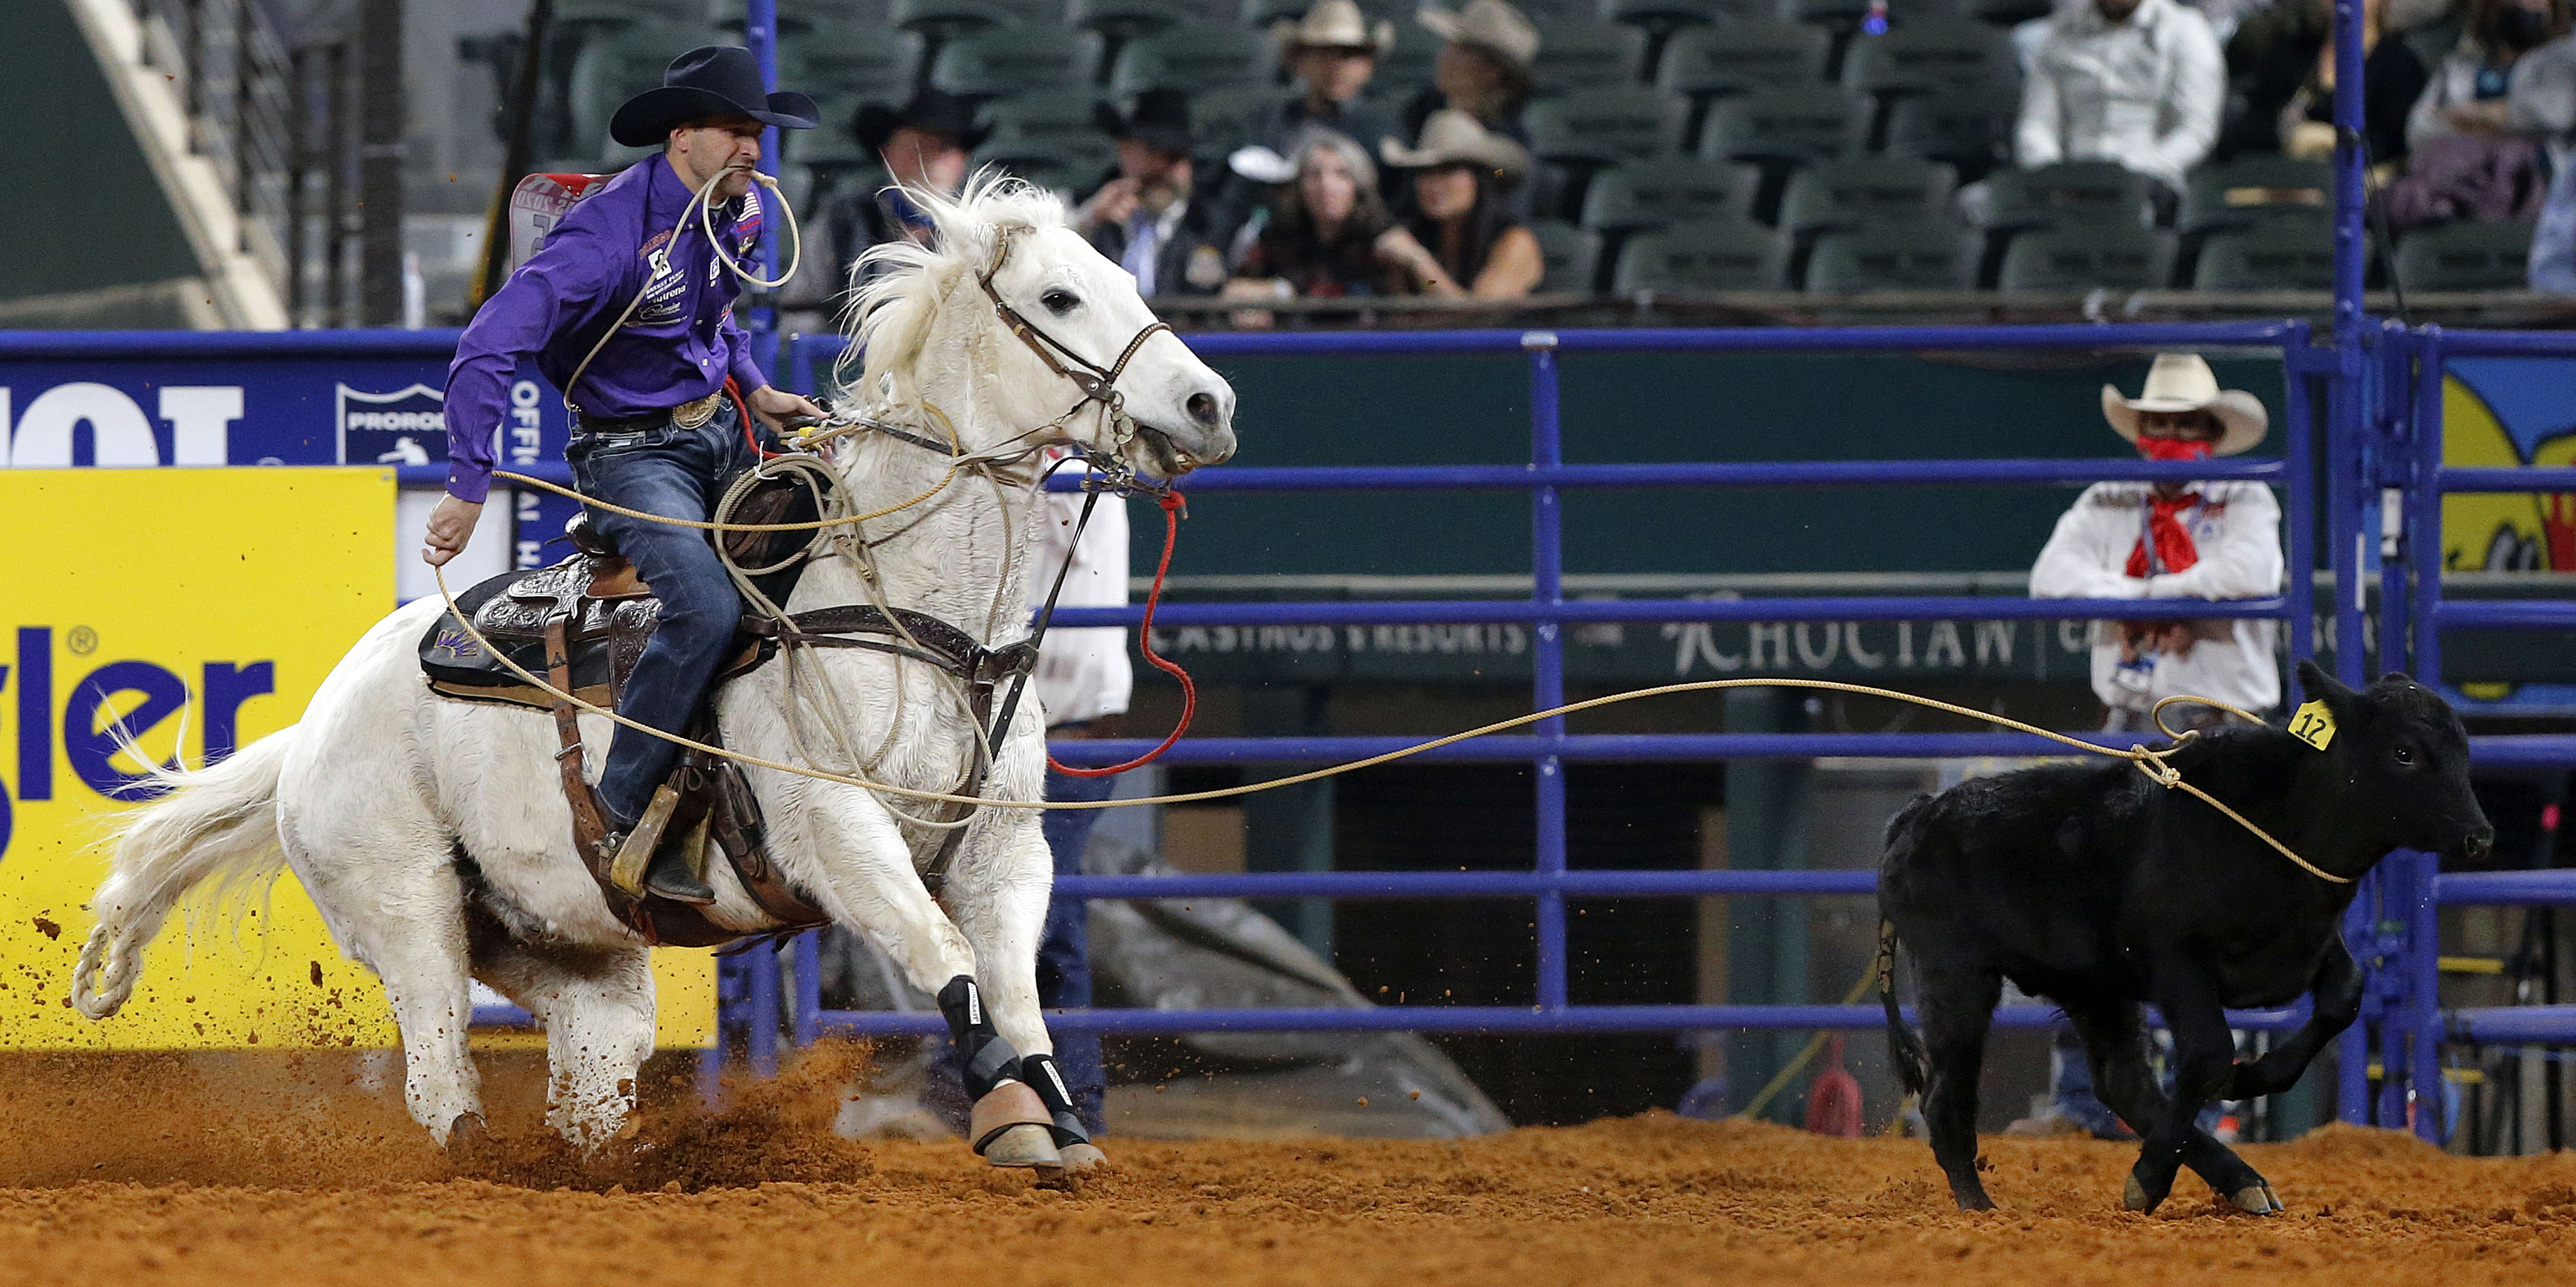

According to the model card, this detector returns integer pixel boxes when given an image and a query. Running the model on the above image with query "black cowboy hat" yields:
[608,46,819,147]
[1093,87,1194,155]
[852,86,992,156]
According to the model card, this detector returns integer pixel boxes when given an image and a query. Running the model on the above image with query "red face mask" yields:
[2137,435,2214,463]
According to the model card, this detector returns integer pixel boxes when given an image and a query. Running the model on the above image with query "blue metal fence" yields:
[722,321,2345,1083]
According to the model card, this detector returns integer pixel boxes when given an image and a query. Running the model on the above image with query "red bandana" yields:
[2126,437,2214,577]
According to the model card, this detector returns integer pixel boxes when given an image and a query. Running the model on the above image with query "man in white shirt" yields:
[1018,463,1134,1138]
[2017,0,2227,193]
[2017,353,2279,1141]
[2032,352,2282,734]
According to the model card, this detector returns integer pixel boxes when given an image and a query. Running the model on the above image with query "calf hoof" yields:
[2123,1174,2160,1214]
[971,1081,1065,1170]
[2228,1183,2284,1216]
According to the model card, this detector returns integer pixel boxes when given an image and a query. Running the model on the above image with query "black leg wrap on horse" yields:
[1017,1053,1093,1148]
[939,975,1023,1100]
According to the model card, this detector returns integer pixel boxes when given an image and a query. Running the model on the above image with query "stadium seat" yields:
[929,27,1107,97]
[2392,219,2539,291]
[1978,161,2158,230]
[1654,21,1833,101]
[1240,0,1311,22]
[889,0,1064,31]
[1109,23,1274,94]
[1878,88,2016,174]
[790,95,872,167]
[1803,223,1976,291]
[1774,155,1957,235]
[972,139,1111,198]
[1527,87,1692,163]
[1840,20,2019,99]
[1611,217,1793,291]
[1599,0,1725,34]
[2191,215,2338,290]
[781,24,925,104]
[1776,0,1876,29]
[1068,0,1191,36]
[1532,220,1609,292]
[1994,223,2173,291]
[1185,85,1279,161]
[978,90,1119,172]
[567,22,725,163]
[1371,30,1442,102]
[1579,156,1761,228]
[1698,86,1866,164]
[1502,0,1603,20]
[1965,0,2054,23]
[2175,155,2331,236]
[1529,20,1655,93]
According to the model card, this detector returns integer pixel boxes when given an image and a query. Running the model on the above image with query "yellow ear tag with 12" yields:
[2286,700,2336,751]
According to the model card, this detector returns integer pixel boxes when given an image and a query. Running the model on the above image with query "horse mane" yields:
[836,171,1069,406]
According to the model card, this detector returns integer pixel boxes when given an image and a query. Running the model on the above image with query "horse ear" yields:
[2297,659,2365,724]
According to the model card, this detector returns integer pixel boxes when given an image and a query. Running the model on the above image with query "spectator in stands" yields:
[2031,352,2282,735]
[2017,0,2228,194]
[2017,353,2278,1143]
[2530,153,2576,288]
[833,87,986,295]
[2220,0,2430,163]
[2406,0,2568,147]
[1403,0,1541,149]
[1378,110,1542,298]
[1266,0,1399,157]
[1228,129,1400,298]
[1074,89,1229,298]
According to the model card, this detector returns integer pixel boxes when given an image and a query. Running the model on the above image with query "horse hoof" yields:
[445,1112,493,1160]
[979,1123,1062,1170]
[1059,1141,1108,1173]
[2229,1183,2284,1215]
[2123,1175,2158,1213]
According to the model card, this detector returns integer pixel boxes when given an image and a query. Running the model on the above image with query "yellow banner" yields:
[0,469,713,1050]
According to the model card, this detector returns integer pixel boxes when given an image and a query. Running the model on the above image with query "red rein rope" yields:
[1047,489,1196,777]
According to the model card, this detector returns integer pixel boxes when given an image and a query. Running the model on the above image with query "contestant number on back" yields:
[2287,700,2336,751]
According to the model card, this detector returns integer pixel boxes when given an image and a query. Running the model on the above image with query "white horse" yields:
[68,176,1237,1170]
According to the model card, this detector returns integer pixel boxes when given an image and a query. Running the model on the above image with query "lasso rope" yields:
[424,557,2344,883]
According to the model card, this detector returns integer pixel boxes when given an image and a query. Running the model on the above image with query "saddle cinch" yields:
[418,480,830,947]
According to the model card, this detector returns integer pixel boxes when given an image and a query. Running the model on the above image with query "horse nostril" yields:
[2466,829,2497,861]
[1186,390,1220,428]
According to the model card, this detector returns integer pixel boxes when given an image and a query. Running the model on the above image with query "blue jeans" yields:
[568,399,763,825]
[925,762,1113,1136]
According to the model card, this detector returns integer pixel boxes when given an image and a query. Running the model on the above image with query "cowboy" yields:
[2031,352,2283,734]
[2018,352,2280,1141]
[1405,0,1540,150]
[1265,0,1400,156]
[832,87,989,297]
[1074,88,1230,297]
[424,45,827,905]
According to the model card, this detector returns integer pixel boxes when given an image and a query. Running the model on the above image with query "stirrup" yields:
[607,783,683,897]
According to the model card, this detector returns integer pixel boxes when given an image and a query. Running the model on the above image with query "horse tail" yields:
[72,728,296,1020]
[1878,919,1930,1098]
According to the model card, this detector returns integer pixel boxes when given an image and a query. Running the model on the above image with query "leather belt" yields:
[578,389,726,435]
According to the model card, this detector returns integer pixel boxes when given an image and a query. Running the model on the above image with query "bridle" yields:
[974,223,1175,451]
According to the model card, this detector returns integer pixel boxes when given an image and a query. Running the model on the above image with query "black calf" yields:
[1879,662,2493,1214]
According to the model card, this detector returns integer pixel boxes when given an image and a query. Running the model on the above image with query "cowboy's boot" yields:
[593,785,715,906]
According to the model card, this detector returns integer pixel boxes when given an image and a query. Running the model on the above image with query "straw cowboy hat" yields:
[1416,0,1541,72]
[2100,354,2269,456]
[1275,0,1396,55]
[609,45,818,147]
[1380,108,1530,176]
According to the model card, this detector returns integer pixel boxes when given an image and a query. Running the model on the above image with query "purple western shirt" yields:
[442,154,771,502]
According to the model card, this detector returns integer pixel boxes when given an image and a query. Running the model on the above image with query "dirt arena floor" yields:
[2,1044,2573,1287]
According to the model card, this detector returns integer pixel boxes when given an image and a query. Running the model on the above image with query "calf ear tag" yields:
[2286,700,2336,751]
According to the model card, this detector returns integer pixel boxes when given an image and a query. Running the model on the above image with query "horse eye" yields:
[2393,745,2418,766]
[1041,290,1078,315]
